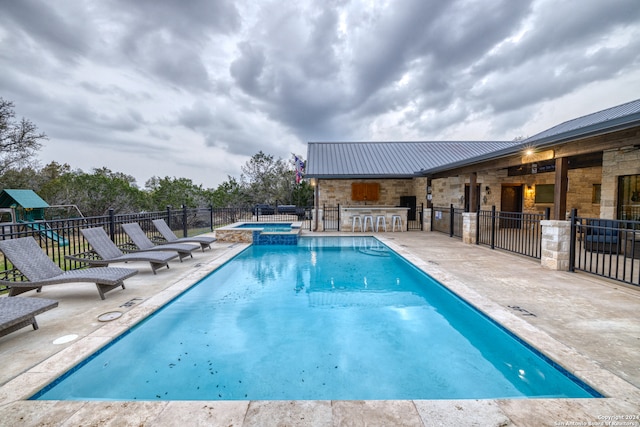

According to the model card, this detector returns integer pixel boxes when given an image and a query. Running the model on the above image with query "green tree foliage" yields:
[292,180,314,207]
[0,99,312,213]
[145,176,209,210]
[0,98,47,175]
[240,151,282,204]
[239,151,312,206]
[210,176,249,208]
[42,167,147,216]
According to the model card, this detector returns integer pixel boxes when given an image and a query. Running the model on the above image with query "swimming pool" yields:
[33,237,600,401]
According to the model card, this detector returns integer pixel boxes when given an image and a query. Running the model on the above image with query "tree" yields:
[145,176,209,210]
[211,176,249,208]
[240,151,302,205]
[43,168,147,216]
[0,98,47,175]
[240,151,281,204]
[292,180,314,207]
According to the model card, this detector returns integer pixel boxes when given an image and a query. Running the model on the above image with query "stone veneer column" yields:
[462,212,477,244]
[423,208,432,232]
[313,208,324,231]
[540,220,571,271]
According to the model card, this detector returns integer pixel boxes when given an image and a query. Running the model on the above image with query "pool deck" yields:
[0,231,638,426]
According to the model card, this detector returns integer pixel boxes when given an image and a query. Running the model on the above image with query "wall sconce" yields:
[485,186,491,195]
[526,185,535,197]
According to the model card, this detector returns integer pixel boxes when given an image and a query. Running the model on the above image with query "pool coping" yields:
[0,233,639,425]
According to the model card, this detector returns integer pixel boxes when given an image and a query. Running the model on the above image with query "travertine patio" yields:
[0,231,638,426]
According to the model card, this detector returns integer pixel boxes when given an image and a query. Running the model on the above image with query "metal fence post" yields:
[475,209,480,244]
[322,204,325,230]
[108,208,116,241]
[166,206,172,228]
[337,203,341,231]
[182,205,188,238]
[490,205,496,250]
[569,208,577,272]
[209,205,213,232]
[449,204,454,237]
[430,208,434,232]
[545,207,551,220]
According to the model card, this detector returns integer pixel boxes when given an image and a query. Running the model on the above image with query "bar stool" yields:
[351,215,362,232]
[375,215,387,232]
[362,215,374,232]
[391,215,403,232]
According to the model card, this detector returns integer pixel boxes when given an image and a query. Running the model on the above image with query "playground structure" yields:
[0,190,85,246]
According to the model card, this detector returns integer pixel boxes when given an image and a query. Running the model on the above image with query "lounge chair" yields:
[121,223,198,262]
[152,219,216,252]
[72,227,178,275]
[0,237,138,300]
[0,296,58,338]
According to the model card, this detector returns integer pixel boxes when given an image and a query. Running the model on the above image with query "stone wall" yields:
[601,147,640,219]
[316,147,637,219]
[317,178,415,207]
[429,166,602,218]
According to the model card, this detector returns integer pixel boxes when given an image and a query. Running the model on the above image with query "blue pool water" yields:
[34,237,599,401]
[235,223,292,232]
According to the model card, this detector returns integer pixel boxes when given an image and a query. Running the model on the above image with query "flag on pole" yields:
[293,154,305,184]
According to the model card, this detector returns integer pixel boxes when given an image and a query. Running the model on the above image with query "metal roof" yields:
[0,189,50,209]
[305,141,518,178]
[524,98,640,146]
[418,98,640,175]
[305,99,640,178]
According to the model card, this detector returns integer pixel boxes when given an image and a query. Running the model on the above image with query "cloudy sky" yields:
[1,0,639,189]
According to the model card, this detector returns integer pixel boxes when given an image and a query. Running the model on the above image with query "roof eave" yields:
[419,113,640,176]
[305,174,419,179]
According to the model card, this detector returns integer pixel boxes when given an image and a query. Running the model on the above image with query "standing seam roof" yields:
[525,98,640,145]
[305,141,518,177]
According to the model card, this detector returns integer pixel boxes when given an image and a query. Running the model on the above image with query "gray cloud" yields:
[0,0,638,188]
[0,1,92,61]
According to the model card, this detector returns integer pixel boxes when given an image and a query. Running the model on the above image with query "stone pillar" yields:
[462,212,477,244]
[313,208,324,231]
[423,208,432,232]
[541,220,571,270]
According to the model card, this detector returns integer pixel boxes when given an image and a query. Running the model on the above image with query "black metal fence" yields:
[477,207,550,259]
[431,205,463,238]
[431,205,548,259]
[322,204,340,231]
[570,210,639,286]
[407,203,424,231]
[0,205,314,290]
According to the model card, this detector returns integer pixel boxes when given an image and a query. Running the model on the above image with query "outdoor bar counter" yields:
[341,206,410,232]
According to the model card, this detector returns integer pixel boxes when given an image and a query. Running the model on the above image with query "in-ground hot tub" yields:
[216,222,302,244]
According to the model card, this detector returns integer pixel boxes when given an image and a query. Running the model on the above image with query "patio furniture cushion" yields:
[585,220,620,252]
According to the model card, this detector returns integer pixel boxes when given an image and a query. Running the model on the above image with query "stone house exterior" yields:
[306,99,640,227]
